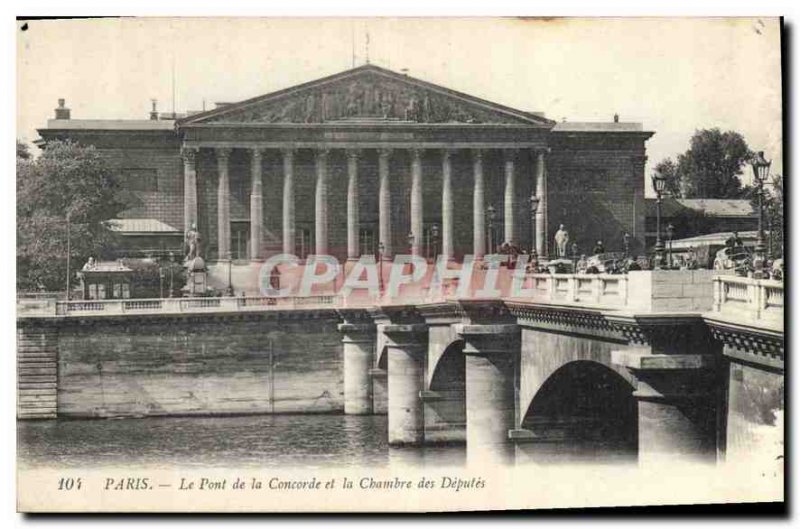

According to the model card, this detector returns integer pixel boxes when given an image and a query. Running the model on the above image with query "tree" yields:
[653,129,753,199]
[16,139,31,160]
[764,174,784,259]
[17,140,126,292]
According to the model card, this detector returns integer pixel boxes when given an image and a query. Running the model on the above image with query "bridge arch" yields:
[423,338,466,443]
[518,360,638,463]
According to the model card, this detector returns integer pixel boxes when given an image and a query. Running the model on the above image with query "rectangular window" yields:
[121,168,158,192]
[231,222,250,260]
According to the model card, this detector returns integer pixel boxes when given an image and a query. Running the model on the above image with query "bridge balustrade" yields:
[712,275,784,328]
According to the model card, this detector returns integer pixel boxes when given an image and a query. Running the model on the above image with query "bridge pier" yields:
[384,323,428,445]
[338,322,376,415]
[457,323,519,465]
[613,349,719,464]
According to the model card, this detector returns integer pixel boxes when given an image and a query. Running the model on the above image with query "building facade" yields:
[38,64,653,291]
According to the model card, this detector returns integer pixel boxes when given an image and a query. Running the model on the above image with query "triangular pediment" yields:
[179,64,553,126]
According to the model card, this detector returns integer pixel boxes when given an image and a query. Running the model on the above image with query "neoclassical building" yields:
[38,64,653,291]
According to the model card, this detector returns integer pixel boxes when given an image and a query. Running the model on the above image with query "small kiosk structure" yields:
[77,259,134,300]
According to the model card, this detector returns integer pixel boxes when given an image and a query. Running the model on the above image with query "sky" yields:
[16,17,783,194]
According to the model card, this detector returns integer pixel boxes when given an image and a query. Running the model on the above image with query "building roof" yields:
[552,122,644,133]
[670,230,759,249]
[46,119,175,131]
[645,198,755,218]
[676,199,756,217]
[107,218,181,234]
[79,260,133,273]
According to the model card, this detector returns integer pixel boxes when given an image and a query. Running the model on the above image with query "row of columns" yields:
[182,146,548,261]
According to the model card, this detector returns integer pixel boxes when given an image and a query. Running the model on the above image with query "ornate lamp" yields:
[430,224,440,262]
[529,194,540,260]
[651,172,668,270]
[487,204,496,253]
[750,151,771,278]
[666,223,675,269]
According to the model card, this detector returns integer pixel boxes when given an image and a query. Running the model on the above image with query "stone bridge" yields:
[17,271,784,465]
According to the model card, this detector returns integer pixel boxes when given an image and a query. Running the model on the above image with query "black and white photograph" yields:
[14,16,784,513]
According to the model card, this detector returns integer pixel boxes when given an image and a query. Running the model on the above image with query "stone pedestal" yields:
[457,323,519,465]
[338,323,376,415]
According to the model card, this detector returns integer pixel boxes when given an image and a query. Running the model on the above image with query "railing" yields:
[712,275,784,328]
[18,294,342,318]
[511,273,632,309]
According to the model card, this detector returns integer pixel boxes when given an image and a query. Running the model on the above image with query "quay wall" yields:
[21,311,345,419]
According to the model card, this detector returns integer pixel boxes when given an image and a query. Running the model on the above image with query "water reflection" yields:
[17,414,465,470]
[18,414,632,470]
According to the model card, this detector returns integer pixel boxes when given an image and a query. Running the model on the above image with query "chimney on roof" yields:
[613,113,619,123]
[150,99,159,120]
[55,98,71,120]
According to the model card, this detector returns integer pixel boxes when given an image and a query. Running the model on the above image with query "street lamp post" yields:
[529,194,540,264]
[168,252,175,298]
[378,241,385,296]
[666,223,675,269]
[487,204,496,254]
[623,232,630,258]
[430,224,439,263]
[651,173,667,270]
[750,151,771,279]
[226,251,234,296]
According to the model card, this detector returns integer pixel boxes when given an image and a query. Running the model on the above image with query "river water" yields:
[17,414,468,470]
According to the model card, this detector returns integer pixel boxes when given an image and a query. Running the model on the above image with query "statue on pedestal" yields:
[184,223,202,262]
[554,224,570,258]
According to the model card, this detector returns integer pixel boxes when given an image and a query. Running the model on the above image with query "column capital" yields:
[471,148,484,162]
[216,147,232,161]
[346,148,362,161]
[180,146,198,163]
[250,147,264,159]
[280,147,296,158]
[441,148,456,161]
[316,148,330,160]
[534,147,551,155]
[378,147,393,158]
[503,148,519,162]
[410,147,423,160]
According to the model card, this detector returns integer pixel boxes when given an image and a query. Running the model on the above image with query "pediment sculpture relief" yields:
[206,75,521,124]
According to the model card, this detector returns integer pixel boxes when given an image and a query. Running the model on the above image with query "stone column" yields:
[315,149,329,256]
[216,147,232,260]
[181,146,198,232]
[339,321,376,415]
[457,323,518,465]
[346,149,360,260]
[410,148,423,257]
[534,149,546,257]
[384,324,428,445]
[282,148,295,255]
[378,148,393,259]
[249,148,263,260]
[472,149,486,259]
[503,149,516,245]
[441,149,454,261]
